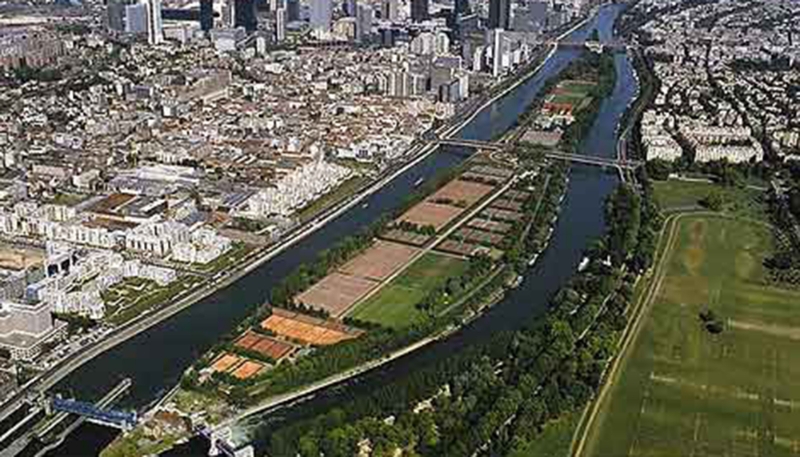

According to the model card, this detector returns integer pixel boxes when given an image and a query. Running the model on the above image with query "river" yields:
[32,3,637,455]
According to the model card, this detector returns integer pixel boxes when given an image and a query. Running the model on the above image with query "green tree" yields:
[701,190,725,211]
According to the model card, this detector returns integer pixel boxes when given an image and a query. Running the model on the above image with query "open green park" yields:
[349,252,468,328]
[580,210,800,457]
[653,179,767,218]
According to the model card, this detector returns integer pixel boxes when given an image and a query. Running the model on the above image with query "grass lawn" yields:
[559,80,596,94]
[508,411,580,457]
[104,276,202,325]
[47,192,89,206]
[653,179,767,219]
[550,92,588,106]
[350,253,468,328]
[582,215,800,457]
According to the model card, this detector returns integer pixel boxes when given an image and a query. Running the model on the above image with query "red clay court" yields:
[231,360,265,379]
[338,241,420,281]
[295,272,378,317]
[467,218,512,234]
[399,202,463,231]
[482,207,524,222]
[234,331,294,361]
[210,353,242,373]
[262,309,361,346]
[431,179,495,206]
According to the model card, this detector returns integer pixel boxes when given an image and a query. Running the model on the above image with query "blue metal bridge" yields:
[46,379,137,431]
[50,397,137,430]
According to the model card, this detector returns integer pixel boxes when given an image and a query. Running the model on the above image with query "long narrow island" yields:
[101,45,620,457]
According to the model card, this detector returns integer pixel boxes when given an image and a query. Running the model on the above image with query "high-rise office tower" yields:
[285,0,299,21]
[381,0,397,21]
[234,0,257,31]
[107,0,136,31]
[276,6,286,41]
[342,0,356,16]
[125,2,148,34]
[410,0,428,22]
[356,3,372,41]
[145,0,164,44]
[310,0,332,32]
[200,0,214,31]
[489,0,510,29]
[454,0,470,16]
[492,28,505,76]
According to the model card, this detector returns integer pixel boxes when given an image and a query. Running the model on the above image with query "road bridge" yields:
[41,378,135,434]
[549,40,633,51]
[0,379,134,457]
[437,139,642,171]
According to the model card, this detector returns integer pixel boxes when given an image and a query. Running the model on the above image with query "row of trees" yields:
[269,217,387,308]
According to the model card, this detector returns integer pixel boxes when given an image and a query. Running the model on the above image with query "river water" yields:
[35,4,636,455]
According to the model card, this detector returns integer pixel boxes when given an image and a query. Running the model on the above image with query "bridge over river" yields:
[437,138,643,172]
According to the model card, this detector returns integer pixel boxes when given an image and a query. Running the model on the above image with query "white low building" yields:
[172,228,232,264]
[123,259,177,286]
[242,159,352,218]
[125,221,190,257]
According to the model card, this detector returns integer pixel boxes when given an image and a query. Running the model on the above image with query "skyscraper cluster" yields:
[489,0,510,30]
[107,0,163,44]
[410,0,428,22]
[310,0,333,33]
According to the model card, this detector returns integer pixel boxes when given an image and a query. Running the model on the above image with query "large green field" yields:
[653,179,767,218]
[582,215,800,457]
[349,252,468,328]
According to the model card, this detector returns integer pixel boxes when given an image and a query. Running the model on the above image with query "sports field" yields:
[559,79,596,94]
[547,79,595,107]
[350,253,468,328]
[582,215,800,457]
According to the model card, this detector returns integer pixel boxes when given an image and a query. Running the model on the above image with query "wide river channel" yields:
[33,4,637,455]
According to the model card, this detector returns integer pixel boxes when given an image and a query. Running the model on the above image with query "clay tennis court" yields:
[231,360,265,379]
[491,198,524,212]
[504,190,532,201]
[338,241,420,281]
[436,239,483,257]
[399,202,463,231]
[295,272,378,316]
[467,218,512,234]
[455,228,505,246]
[481,207,524,222]
[469,165,514,179]
[234,331,294,360]
[210,353,243,373]
[431,179,495,206]
[261,311,359,346]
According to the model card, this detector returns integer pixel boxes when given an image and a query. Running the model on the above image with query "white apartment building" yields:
[125,221,190,257]
[243,160,352,218]
[172,227,232,264]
